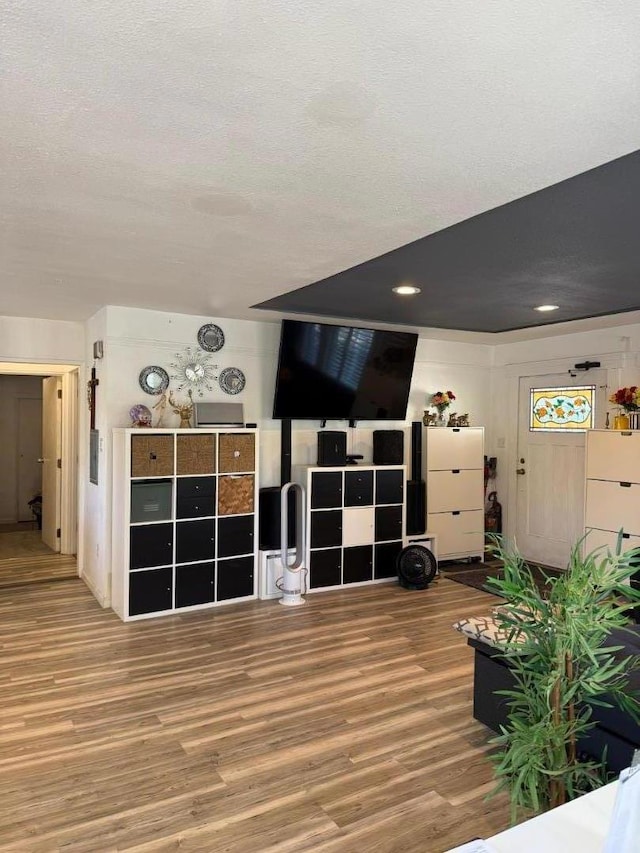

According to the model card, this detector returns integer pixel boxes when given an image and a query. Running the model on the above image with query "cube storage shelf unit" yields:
[112,428,259,621]
[424,426,484,561]
[293,464,406,593]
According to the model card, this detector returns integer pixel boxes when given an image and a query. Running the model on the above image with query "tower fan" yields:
[396,545,437,590]
[278,482,306,606]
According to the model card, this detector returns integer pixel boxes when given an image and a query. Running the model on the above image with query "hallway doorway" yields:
[0,362,79,587]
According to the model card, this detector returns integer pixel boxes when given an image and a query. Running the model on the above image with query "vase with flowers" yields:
[609,386,640,430]
[426,390,456,427]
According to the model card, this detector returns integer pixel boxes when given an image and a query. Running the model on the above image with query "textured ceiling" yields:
[2,1,640,338]
[256,151,640,332]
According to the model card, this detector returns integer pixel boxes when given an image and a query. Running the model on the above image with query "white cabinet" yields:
[293,464,406,592]
[111,428,259,621]
[585,429,640,562]
[424,427,484,561]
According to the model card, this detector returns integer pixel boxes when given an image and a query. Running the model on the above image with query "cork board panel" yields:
[219,433,255,473]
[131,434,174,477]
[176,434,216,475]
[218,475,255,516]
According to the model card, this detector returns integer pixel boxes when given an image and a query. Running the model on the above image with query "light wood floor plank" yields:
[0,574,513,851]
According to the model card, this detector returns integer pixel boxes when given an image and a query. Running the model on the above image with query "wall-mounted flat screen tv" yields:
[273,319,418,420]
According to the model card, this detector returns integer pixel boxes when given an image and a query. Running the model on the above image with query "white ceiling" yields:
[3,0,640,337]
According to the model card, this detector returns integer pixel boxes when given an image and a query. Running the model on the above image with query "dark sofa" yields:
[469,625,640,773]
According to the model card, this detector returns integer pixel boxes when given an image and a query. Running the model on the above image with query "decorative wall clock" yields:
[197,323,225,352]
[170,347,218,396]
[218,367,246,395]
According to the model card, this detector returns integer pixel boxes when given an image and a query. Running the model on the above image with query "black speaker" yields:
[406,421,426,535]
[406,480,426,536]
[281,418,292,486]
[317,431,347,466]
[372,430,404,465]
[410,421,422,480]
[259,487,296,550]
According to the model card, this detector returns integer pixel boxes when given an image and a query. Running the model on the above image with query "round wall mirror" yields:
[197,323,225,352]
[139,365,170,395]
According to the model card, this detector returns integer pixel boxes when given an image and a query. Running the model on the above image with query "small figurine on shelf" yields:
[129,404,153,428]
[422,410,438,427]
[152,392,168,427]
[448,412,470,427]
[169,390,193,428]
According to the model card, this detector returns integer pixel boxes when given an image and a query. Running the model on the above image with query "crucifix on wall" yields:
[87,366,99,430]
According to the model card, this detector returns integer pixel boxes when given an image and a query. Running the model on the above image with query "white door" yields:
[41,376,62,552]
[17,398,43,522]
[515,371,607,568]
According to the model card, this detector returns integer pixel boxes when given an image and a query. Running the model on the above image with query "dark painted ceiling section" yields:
[254,150,640,333]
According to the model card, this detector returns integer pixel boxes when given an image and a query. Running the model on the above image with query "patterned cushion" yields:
[452,615,512,647]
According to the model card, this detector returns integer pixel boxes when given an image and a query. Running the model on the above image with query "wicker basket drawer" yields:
[131,434,174,477]
[176,433,216,475]
[218,475,255,516]
[219,433,255,473]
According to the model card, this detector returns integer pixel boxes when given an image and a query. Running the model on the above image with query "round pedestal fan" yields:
[396,545,437,590]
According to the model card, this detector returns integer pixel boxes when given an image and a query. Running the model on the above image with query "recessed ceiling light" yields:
[392,285,421,295]
[534,304,560,312]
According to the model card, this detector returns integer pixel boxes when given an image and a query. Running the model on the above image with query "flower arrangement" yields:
[609,386,640,412]
[430,390,456,413]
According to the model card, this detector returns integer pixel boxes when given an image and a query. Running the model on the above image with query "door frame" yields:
[502,353,625,545]
[0,362,80,558]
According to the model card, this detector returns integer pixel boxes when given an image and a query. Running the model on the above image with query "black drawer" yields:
[311,471,343,508]
[375,505,403,542]
[176,519,215,564]
[217,556,254,600]
[344,470,374,506]
[130,523,173,570]
[176,477,216,518]
[129,567,173,616]
[218,515,254,558]
[343,545,373,584]
[375,469,404,505]
[374,541,402,579]
[177,476,216,499]
[309,548,342,588]
[175,562,215,608]
[176,494,216,519]
[310,510,342,548]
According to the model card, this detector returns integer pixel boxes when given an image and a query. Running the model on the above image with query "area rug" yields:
[440,558,563,596]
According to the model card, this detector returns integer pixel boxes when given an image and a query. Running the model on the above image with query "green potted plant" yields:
[485,534,640,820]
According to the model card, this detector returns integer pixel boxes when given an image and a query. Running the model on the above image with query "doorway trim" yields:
[0,361,80,558]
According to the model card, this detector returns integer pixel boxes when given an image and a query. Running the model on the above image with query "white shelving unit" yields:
[112,428,259,621]
[424,426,484,561]
[293,464,407,592]
[585,428,640,555]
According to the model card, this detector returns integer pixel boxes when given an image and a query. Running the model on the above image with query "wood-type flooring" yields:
[0,550,77,588]
[0,574,510,852]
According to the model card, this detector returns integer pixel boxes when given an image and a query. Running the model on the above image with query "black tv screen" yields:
[273,320,418,420]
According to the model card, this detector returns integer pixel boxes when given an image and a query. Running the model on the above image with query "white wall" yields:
[84,305,493,608]
[0,315,84,364]
[0,375,43,524]
[80,308,108,605]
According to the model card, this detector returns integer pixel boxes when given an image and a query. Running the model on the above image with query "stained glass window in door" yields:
[530,386,595,431]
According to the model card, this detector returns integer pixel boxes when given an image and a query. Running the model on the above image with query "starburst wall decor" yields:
[170,347,218,396]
